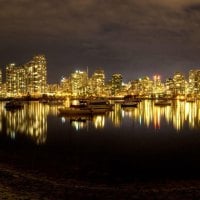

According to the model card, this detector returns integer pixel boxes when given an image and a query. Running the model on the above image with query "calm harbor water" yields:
[1,100,200,181]
[0,100,200,145]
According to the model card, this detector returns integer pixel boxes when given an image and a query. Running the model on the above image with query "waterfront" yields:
[1,99,200,145]
[1,100,200,199]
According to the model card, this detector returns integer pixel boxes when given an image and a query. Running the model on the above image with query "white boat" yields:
[154,100,171,106]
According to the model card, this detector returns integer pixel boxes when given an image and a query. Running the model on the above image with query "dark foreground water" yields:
[0,100,200,181]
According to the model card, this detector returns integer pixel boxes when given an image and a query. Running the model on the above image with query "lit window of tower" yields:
[111,73,122,96]
[25,55,47,96]
[71,70,88,97]
[188,70,200,94]
[91,69,105,97]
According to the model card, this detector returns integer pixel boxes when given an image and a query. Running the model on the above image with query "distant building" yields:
[25,55,47,96]
[60,77,71,96]
[173,72,186,95]
[70,70,88,97]
[188,70,200,94]
[90,69,105,96]
[6,63,26,97]
[47,84,59,95]
[111,73,122,96]
[152,75,164,97]
[164,78,174,96]
[6,55,47,97]
[140,76,153,96]
[129,79,141,96]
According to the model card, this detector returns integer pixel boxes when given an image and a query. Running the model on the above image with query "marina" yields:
[0,99,200,141]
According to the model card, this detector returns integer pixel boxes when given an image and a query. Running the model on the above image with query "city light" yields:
[1,54,200,99]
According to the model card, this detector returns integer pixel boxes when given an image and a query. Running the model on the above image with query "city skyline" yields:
[1,54,200,83]
[2,54,200,98]
[1,0,200,83]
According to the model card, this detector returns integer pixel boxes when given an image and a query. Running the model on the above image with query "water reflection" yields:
[0,100,200,144]
[63,100,200,131]
[109,104,122,127]
[2,102,48,144]
[120,100,200,131]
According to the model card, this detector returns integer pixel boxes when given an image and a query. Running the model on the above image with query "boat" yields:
[154,100,171,106]
[124,95,142,102]
[121,101,138,107]
[69,116,89,122]
[186,98,196,103]
[58,107,108,116]
[5,100,24,110]
[40,99,64,106]
[87,99,114,110]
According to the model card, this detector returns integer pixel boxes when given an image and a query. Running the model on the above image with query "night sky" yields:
[1,0,200,83]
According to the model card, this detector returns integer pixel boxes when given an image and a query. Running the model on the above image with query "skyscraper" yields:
[173,72,186,95]
[25,55,47,96]
[188,70,200,94]
[90,69,105,96]
[6,63,26,97]
[111,73,122,96]
[71,70,88,97]
[6,55,47,97]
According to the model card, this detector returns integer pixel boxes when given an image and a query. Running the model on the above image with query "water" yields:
[1,100,200,145]
[1,100,200,180]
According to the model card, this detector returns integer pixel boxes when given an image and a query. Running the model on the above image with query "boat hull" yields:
[58,107,108,116]
[121,102,138,107]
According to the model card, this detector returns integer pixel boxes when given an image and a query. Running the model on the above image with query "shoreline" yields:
[1,144,200,200]
[1,162,200,199]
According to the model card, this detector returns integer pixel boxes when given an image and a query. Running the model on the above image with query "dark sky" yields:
[1,0,200,83]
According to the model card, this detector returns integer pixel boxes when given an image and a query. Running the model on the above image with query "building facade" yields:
[188,70,200,94]
[90,69,105,97]
[6,55,47,97]
[111,73,122,96]
[70,70,88,97]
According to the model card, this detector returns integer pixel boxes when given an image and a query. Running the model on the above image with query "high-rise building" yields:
[90,69,105,96]
[140,76,153,96]
[60,77,71,96]
[71,70,88,96]
[25,55,47,96]
[6,63,15,96]
[173,72,186,95]
[6,55,47,97]
[164,78,174,95]
[111,73,122,96]
[152,75,164,97]
[188,70,200,94]
[129,79,142,96]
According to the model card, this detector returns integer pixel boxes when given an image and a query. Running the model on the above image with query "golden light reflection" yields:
[1,99,200,142]
[69,100,200,131]
[109,104,122,127]
[93,115,105,129]
[117,100,200,131]
[70,120,87,131]
[3,102,48,144]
